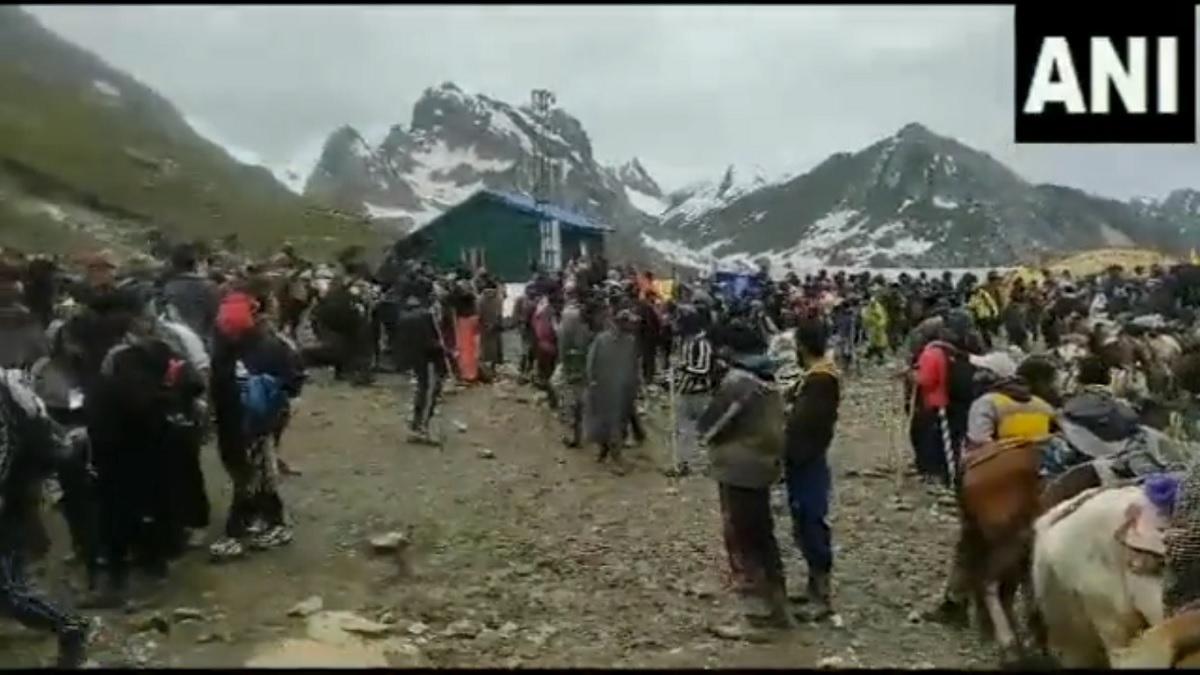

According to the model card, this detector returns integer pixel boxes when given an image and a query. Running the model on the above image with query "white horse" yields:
[1030,484,1166,667]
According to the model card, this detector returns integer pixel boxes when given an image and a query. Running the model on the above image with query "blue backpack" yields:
[237,368,286,438]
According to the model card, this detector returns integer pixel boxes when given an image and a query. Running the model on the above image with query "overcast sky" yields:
[28,5,1200,199]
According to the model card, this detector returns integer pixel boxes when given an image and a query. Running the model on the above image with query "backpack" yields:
[941,345,977,408]
[216,291,257,339]
[237,363,286,438]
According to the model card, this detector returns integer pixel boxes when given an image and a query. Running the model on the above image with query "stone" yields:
[171,607,206,622]
[443,619,480,639]
[289,596,325,618]
[369,531,410,553]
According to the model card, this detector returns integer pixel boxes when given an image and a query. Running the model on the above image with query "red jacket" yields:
[532,303,557,355]
[915,341,950,410]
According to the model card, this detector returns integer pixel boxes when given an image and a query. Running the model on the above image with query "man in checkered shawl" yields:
[1165,460,1200,615]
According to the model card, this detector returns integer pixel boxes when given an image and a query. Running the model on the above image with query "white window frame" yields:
[539,218,562,270]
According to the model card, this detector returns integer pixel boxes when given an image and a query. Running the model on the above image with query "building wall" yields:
[423,197,605,281]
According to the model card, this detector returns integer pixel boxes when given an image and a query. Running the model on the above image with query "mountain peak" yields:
[301,81,666,247]
[894,121,935,140]
[643,122,1193,269]
[616,158,662,199]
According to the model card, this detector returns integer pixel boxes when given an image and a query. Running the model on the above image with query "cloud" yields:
[27,5,1200,198]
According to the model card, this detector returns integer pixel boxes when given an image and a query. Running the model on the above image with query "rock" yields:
[132,613,170,635]
[443,619,480,639]
[171,607,206,622]
[369,531,410,553]
[289,596,325,618]
[405,621,430,636]
[452,420,468,432]
[817,655,847,669]
[477,448,496,459]
[247,639,388,667]
[906,609,922,624]
[381,638,430,667]
[307,611,392,644]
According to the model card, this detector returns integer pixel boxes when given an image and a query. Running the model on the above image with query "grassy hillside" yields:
[0,8,379,257]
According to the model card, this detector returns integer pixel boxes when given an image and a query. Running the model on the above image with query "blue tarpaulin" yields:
[712,271,763,302]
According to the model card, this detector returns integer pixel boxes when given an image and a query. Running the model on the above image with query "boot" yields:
[761,585,796,629]
[795,572,833,622]
[55,620,91,669]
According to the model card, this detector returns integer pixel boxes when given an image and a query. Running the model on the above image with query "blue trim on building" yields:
[426,189,612,234]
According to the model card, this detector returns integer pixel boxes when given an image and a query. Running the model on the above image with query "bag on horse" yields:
[960,436,1045,540]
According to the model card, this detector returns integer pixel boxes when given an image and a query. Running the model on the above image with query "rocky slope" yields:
[301,82,672,263]
[641,123,1200,269]
[0,7,376,255]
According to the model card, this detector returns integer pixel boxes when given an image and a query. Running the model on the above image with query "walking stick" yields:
[428,302,457,443]
[667,358,680,473]
[848,313,860,377]
[937,406,957,492]
[894,375,919,490]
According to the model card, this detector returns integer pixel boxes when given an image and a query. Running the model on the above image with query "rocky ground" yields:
[0,361,996,669]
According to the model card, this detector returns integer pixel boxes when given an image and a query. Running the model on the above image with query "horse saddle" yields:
[1119,498,1169,556]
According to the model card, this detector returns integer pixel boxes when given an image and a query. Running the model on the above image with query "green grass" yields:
[0,63,380,257]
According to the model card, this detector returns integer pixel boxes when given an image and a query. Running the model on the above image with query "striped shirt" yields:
[676,334,715,395]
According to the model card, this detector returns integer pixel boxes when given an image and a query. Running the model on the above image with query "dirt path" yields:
[2,366,995,668]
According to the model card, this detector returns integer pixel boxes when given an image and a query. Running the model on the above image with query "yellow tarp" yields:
[1040,248,1176,278]
[1000,266,1044,304]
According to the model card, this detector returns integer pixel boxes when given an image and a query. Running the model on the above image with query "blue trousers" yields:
[784,456,833,574]
[0,547,79,634]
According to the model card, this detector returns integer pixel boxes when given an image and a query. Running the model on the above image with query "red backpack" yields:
[216,291,257,339]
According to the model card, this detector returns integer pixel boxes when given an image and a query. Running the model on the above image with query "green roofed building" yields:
[398,189,610,282]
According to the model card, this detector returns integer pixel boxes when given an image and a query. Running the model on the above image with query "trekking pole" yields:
[427,304,456,443]
[849,313,860,377]
[667,357,680,473]
[937,406,957,492]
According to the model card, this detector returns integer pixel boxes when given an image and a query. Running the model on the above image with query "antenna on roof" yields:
[530,88,556,205]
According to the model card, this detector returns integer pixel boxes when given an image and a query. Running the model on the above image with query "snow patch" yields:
[625,186,667,217]
[363,203,412,220]
[662,164,791,224]
[404,139,509,211]
[487,109,534,154]
[932,195,959,209]
[363,202,440,230]
[184,115,322,195]
[92,80,120,98]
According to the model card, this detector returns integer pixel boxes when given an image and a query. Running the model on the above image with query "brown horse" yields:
[274,271,319,342]
[1113,606,1200,668]
[956,436,1047,665]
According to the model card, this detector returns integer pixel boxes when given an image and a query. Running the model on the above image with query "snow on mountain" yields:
[624,186,668,217]
[298,82,661,242]
[641,123,1200,270]
[185,116,325,196]
[662,164,791,226]
[294,82,670,266]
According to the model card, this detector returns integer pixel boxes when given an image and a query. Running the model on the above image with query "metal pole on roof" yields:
[530,89,556,205]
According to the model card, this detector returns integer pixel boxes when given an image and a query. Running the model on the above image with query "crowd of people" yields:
[2,237,1200,665]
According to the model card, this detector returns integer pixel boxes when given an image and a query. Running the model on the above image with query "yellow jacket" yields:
[967,287,999,322]
[860,299,889,349]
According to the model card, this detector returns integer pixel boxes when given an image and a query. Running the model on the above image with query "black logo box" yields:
[1014,5,1197,144]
